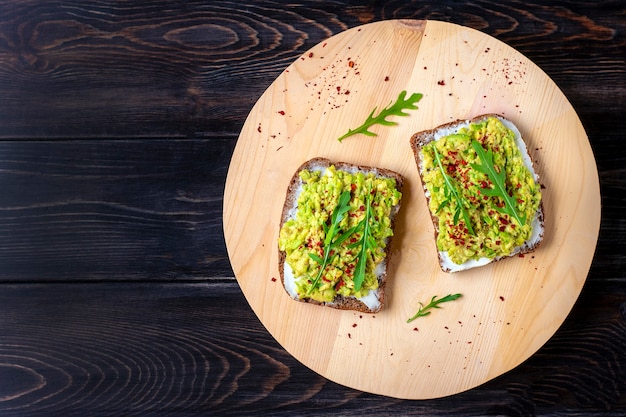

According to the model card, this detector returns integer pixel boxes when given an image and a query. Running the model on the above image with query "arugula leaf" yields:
[324,190,351,246]
[406,294,462,323]
[432,145,475,235]
[470,140,526,226]
[349,190,375,291]
[306,190,352,295]
[337,91,423,142]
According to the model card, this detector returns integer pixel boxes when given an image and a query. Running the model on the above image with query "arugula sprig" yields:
[471,140,526,226]
[432,144,475,235]
[349,188,376,291]
[407,294,462,323]
[307,190,353,295]
[337,91,423,142]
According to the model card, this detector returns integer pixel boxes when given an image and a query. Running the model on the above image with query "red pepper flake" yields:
[413,327,419,332]
[348,60,355,68]
[437,80,445,86]
[499,296,505,301]
[384,76,389,81]
[278,110,285,115]
[271,277,277,282]
[348,333,352,339]
[322,42,327,48]
[352,323,357,328]
[257,123,262,133]
[308,52,313,58]
[519,253,525,258]
[344,90,350,95]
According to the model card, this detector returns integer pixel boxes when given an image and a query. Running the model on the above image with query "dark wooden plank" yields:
[0,1,624,138]
[0,281,624,416]
[0,138,235,281]
[0,0,348,138]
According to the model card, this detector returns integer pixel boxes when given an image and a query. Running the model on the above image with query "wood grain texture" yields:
[0,0,624,414]
[0,282,624,416]
[0,1,623,138]
[0,139,234,281]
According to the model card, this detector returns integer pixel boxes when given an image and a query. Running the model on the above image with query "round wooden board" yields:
[223,20,600,399]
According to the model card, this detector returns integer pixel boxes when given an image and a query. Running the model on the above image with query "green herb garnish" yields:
[349,189,376,291]
[307,190,352,295]
[432,144,475,235]
[337,91,423,142]
[471,140,526,226]
[407,294,463,323]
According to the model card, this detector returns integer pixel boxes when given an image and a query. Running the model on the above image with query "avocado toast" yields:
[278,158,404,313]
[410,115,544,272]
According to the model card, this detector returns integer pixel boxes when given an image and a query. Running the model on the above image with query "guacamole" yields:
[420,117,542,265]
[278,166,401,302]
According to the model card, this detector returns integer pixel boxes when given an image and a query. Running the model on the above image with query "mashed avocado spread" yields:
[421,117,542,265]
[278,166,401,302]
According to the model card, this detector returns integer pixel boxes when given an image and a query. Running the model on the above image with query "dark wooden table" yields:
[1,1,624,415]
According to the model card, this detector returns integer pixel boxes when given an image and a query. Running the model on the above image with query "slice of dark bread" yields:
[409,114,544,272]
[278,157,404,313]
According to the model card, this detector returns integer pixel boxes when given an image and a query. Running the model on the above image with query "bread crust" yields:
[409,114,544,272]
[278,157,404,313]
